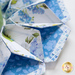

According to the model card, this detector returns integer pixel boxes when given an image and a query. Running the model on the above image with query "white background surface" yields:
[45,0,75,75]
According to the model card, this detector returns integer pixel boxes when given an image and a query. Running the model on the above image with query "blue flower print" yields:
[18,10,32,23]
[16,67,22,72]
[2,54,39,75]
[20,18,24,22]
[28,67,34,72]
[30,38,44,61]
[18,10,24,16]
[27,6,33,11]
[32,7,38,14]
[44,40,57,51]
[32,7,44,14]
[23,69,28,74]
[45,0,64,20]
[37,8,44,14]
[6,8,17,19]
[22,0,33,4]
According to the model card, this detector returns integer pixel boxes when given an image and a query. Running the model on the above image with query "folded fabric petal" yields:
[0,0,71,75]
[45,0,70,23]
[5,0,45,19]
[0,0,10,12]
[7,3,62,26]
[0,38,45,75]
[2,53,45,75]
[0,37,11,74]
[3,0,70,23]
[1,24,71,63]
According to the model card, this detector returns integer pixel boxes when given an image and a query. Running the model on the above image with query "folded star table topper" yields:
[0,0,70,75]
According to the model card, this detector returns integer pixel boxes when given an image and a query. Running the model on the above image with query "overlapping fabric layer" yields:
[0,0,70,75]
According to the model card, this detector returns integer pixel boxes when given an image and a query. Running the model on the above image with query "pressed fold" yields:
[0,0,70,75]
[1,24,44,62]
[0,38,11,74]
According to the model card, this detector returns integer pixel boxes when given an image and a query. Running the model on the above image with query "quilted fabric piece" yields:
[45,0,70,23]
[7,3,62,26]
[5,0,45,19]
[0,0,70,23]
[0,39,45,75]
[0,37,11,74]
[0,0,10,12]
[0,0,71,75]
[0,23,70,75]
[2,53,45,75]
[1,24,70,63]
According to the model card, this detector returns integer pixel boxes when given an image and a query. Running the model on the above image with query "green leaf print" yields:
[25,37,29,43]
[25,9,28,14]
[11,0,17,5]
[22,9,28,14]
[2,33,13,42]
[21,54,24,56]
[40,4,48,9]
[14,50,20,52]
[31,16,34,22]
[25,37,34,44]
[24,27,31,30]
[29,37,34,43]
[36,5,39,9]
[32,33,39,38]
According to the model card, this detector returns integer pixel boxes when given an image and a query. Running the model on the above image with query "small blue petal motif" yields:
[32,7,44,14]
[44,0,69,22]
[2,54,39,75]
[6,8,17,19]
[32,7,38,14]
[18,10,24,16]
[44,40,57,51]
[18,10,32,23]
[23,69,28,74]
[38,26,63,60]
[16,67,22,72]
[22,0,33,4]
[30,38,43,60]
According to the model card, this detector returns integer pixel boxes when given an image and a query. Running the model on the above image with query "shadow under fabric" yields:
[2,53,42,75]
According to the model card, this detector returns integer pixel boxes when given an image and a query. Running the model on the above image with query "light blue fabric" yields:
[45,0,64,20]
[0,0,70,22]
[40,26,63,60]
[0,0,70,75]
[2,53,39,75]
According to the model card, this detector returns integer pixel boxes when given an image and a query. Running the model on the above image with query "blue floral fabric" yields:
[29,24,70,62]
[22,0,33,4]
[44,0,70,22]
[0,0,10,12]
[17,5,45,23]
[2,53,40,75]
[45,0,64,20]
[28,6,45,14]
[40,26,63,60]
[0,0,70,22]
[30,38,44,61]
[18,10,32,23]
[32,26,60,61]
[0,0,70,75]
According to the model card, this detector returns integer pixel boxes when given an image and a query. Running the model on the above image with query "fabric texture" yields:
[0,0,70,75]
